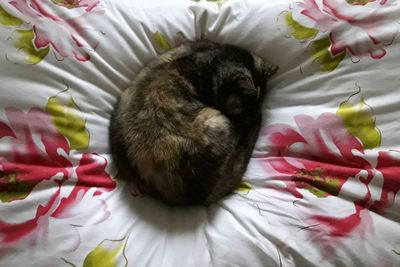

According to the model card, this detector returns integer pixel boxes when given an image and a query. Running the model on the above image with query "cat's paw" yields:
[225,94,242,116]
[192,108,231,143]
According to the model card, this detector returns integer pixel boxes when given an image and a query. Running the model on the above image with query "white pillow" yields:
[0,0,399,266]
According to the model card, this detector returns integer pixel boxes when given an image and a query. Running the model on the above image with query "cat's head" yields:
[214,51,278,117]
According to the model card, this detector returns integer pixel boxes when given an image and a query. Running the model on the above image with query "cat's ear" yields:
[174,32,189,46]
[253,55,279,78]
[262,62,279,77]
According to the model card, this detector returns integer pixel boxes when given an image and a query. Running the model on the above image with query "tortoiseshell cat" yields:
[109,40,278,206]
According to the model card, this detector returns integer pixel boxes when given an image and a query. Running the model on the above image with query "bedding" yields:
[0,0,400,266]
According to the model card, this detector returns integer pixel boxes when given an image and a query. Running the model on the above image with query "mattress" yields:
[0,0,399,266]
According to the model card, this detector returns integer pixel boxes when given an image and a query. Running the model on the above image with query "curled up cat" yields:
[109,39,278,206]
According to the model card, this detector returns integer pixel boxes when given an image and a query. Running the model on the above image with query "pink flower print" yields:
[292,0,399,59]
[0,107,116,250]
[52,0,100,12]
[371,151,400,217]
[261,113,371,199]
[258,112,400,254]
[2,0,105,62]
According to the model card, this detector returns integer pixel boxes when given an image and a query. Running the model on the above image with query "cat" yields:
[109,39,278,206]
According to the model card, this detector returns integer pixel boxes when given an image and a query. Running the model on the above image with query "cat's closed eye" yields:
[226,94,242,115]
[237,77,259,98]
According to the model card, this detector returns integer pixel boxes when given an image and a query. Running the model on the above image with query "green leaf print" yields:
[83,237,129,267]
[154,31,171,53]
[235,181,252,194]
[61,237,129,267]
[284,12,318,40]
[346,0,371,5]
[309,37,346,72]
[14,29,50,64]
[0,6,23,26]
[45,91,90,151]
[52,0,81,9]
[0,173,33,203]
[337,88,381,149]
[293,168,341,198]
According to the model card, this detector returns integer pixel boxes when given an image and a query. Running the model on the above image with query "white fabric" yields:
[0,0,399,266]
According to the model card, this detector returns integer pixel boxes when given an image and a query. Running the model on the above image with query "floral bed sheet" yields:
[0,0,399,266]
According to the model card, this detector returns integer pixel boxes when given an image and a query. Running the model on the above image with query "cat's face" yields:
[216,55,278,117]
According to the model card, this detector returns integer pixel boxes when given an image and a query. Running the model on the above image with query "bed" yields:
[1,0,399,266]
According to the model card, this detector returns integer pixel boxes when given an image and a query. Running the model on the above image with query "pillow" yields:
[0,0,399,266]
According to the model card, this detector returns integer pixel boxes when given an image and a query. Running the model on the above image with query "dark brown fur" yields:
[109,41,278,206]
